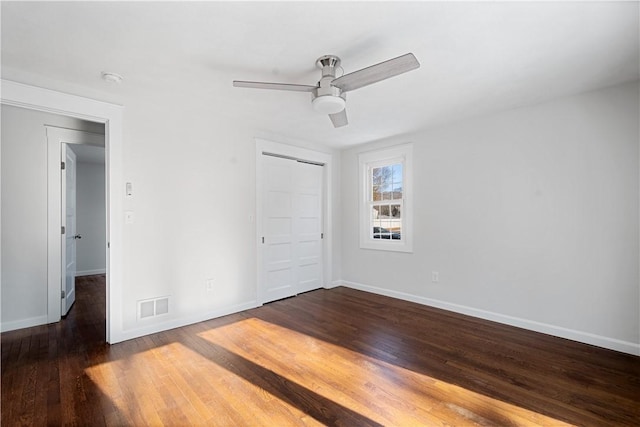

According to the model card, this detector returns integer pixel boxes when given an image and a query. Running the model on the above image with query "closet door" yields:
[294,161,323,294]
[260,155,323,304]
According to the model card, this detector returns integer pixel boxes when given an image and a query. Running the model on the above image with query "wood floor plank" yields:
[2,276,639,426]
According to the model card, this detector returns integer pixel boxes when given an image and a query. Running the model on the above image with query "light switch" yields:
[125,211,135,224]
[126,182,133,198]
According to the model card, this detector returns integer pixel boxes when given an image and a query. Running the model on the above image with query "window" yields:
[359,143,413,252]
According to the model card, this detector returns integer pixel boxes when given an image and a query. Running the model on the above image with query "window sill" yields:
[359,240,413,253]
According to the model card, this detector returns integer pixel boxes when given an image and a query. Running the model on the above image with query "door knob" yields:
[74,234,82,239]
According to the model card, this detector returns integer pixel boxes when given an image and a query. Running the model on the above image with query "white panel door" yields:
[62,144,77,315]
[261,155,323,303]
[262,156,296,303]
[295,162,323,294]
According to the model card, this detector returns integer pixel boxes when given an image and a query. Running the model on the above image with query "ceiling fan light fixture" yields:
[312,95,346,114]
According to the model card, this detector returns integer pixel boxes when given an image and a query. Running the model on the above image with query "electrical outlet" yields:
[431,271,439,283]
[205,279,215,292]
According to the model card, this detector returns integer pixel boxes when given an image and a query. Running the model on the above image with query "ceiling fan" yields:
[233,53,420,128]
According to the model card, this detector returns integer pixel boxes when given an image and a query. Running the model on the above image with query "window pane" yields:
[392,163,403,199]
[392,183,402,199]
[372,167,383,201]
[391,204,401,219]
[372,207,383,238]
[392,163,402,183]
[392,224,402,240]
[382,165,392,200]
[372,205,380,220]
[372,167,382,185]
[372,206,383,235]
[380,166,392,186]
[391,204,402,240]
[382,186,391,200]
[373,165,396,201]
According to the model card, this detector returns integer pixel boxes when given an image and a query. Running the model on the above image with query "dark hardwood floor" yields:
[2,276,639,426]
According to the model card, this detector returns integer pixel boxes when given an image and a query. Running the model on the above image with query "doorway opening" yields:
[1,80,123,343]
[60,137,106,325]
[47,126,106,330]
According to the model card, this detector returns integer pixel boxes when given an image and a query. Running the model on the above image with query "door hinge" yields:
[61,161,66,170]
[61,290,65,299]
[61,226,66,234]
[261,237,265,244]
[321,233,324,239]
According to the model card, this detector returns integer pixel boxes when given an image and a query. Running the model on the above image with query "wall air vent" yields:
[137,296,170,320]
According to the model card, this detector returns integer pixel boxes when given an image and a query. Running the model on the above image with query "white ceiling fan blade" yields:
[329,109,348,128]
[331,53,420,92]
[233,80,316,92]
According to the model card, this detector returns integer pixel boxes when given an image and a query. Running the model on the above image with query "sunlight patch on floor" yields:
[81,318,575,426]
[198,317,574,426]
[84,340,322,425]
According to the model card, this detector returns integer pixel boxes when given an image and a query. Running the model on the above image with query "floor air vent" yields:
[138,296,170,320]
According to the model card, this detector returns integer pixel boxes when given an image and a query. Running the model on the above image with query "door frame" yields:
[46,128,104,319]
[255,138,333,304]
[1,80,124,343]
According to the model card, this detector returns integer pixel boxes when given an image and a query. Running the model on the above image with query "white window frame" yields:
[359,143,413,253]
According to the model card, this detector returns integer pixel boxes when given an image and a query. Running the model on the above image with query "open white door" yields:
[62,144,77,315]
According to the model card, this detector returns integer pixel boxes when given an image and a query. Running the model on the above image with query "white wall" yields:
[76,160,106,276]
[116,99,341,336]
[118,99,340,335]
[1,105,104,329]
[341,81,639,354]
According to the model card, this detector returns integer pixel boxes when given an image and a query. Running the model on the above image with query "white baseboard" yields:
[1,315,49,333]
[324,280,341,289]
[336,280,640,356]
[76,269,106,277]
[109,300,260,344]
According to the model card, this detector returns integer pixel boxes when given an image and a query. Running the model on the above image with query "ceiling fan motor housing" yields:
[312,55,346,114]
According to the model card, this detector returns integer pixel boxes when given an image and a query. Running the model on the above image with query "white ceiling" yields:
[2,1,638,148]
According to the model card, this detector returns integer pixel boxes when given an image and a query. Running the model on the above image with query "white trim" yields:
[358,143,413,253]
[1,315,49,333]
[325,280,342,289]
[1,79,124,343]
[1,80,123,121]
[337,279,640,356]
[46,126,105,146]
[255,139,333,305]
[76,269,107,277]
